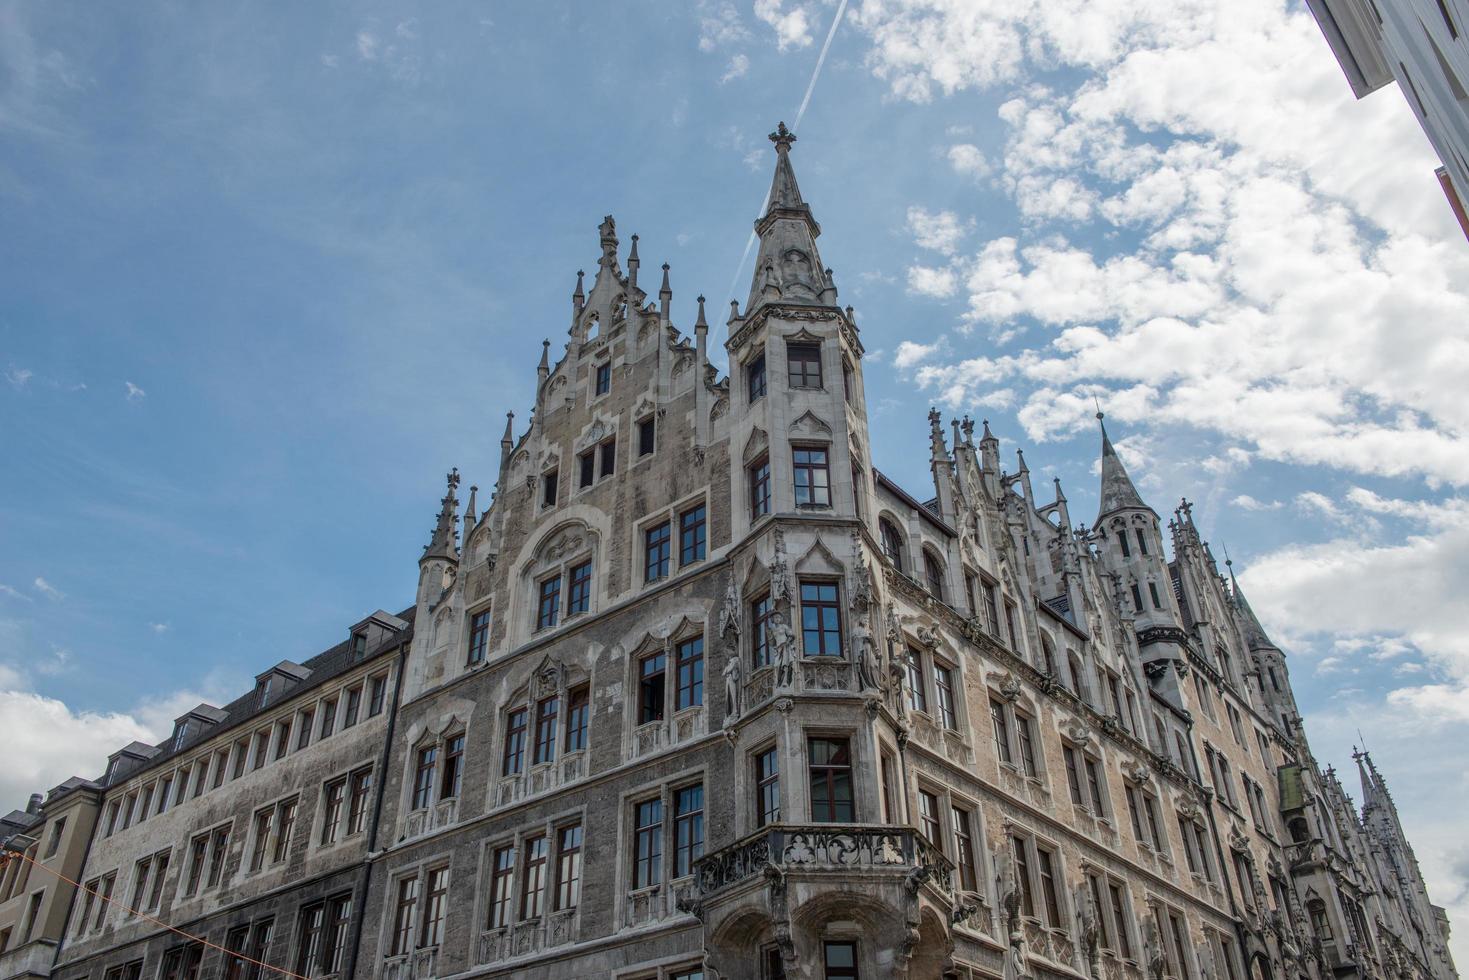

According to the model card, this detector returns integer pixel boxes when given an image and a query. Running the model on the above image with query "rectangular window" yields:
[157,777,172,814]
[599,438,616,478]
[792,446,830,506]
[487,847,514,929]
[751,593,773,667]
[250,808,272,872]
[639,653,666,724]
[675,636,704,710]
[555,824,583,910]
[800,581,842,656]
[159,944,203,980]
[252,731,269,770]
[748,352,767,401]
[638,415,656,456]
[346,768,372,836]
[521,837,550,921]
[983,582,1000,636]
[503,709,528,776]
[186,835,207,895]
[594,361,611,395]
[1063,745,1085,806]
[787,342,822,388]
[441,734,464,799]
[1135,529,1149,555]
[417,866,447,947]
[824,941,858,980]
[1084,756,1107,815]
[952,807,978,891]
[991,699,1013,765]
[319,699,337,740]
[1109,882,1133,959]
[369,673,388,716]
[674,784,705,878]
[130,857,152,915]
[564,686,589,752]
[906,648,928,713]
[541,470,558,508]
[146,851,169,912]
[633,799,663,889]
[645,522,672,581]
[1015,713,1038,777]
[933,663,957,729]
[206,826,230,888]
[1037,845,1062,927]
[274,721,291,761]
[534,697,559,766]
[412,746,438,810]
[679,504,707,565]
[808,737,854,822]
[1149,581,1162,609]
[390,876,418,956]
[271,798,297,864]
[918,790,941,848]
[1169,911,1192,979]
[321,778,346,845]
[578,449,595,489]
[343,686,361,728]
[567,560,592,615]
[537,575,561,630]
[468,609,491,664]
[1012,836,1035,918]
[1119,531,1131,558]
[756,747,780,827]
[297,712,314,750]
[1005,601,1019,650]
[749,457,771,520]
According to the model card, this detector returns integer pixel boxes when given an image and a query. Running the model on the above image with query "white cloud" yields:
[0,691,154,808]
[125,381,146,401]
[905,206,970,255]
[907,265,958,298]
[947,143,990,180]
[32,576,63,601]
[0,583,33,602]
[721,53,751,83]
[1231,493,1281,511]
[5,366,32,389]
[754,0,814,51]
[355,30,379,61]
[699,2,751,51]
[894,340,941,370]
[149,621,169,634]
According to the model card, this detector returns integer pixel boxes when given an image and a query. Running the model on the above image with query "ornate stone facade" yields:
[10,125,1457,980]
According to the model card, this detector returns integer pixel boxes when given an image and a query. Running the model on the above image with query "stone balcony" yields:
[686,825,958,979]
[382,946,437,980]
[476,909,579,965]
[494,750,586,808]
[401,798,458,841]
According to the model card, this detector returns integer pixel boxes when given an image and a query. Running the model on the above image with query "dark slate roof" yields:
[1096,422,1151,521]
[874,470,957,537]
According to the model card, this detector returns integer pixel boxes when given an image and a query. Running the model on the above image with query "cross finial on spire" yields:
[769,121,796,151]
[1094,393,1104,422]
[1180,497,1194,519]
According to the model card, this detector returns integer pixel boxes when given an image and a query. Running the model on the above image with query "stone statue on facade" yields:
[723,655,741,722]
[854,611,881,692]
[1144,913,1166,980]
[1076,882,1100,977]
[768,611,796,689]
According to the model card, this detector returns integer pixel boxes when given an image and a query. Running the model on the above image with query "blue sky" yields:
[4,0,1469,953]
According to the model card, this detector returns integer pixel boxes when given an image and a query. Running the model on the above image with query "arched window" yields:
[879,518,905,572]
[1067,651,1090,703]
[1040,635,1057,677]
[922,551,945,600]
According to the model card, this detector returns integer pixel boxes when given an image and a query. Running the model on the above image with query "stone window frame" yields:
[876,511,908,574]
[898,629,971,744]
[1122,775,1170,861]
[493,655,592,804]
[590,351,613,402]
[989,685,1045,784]
[473,804,587,948]
[464,598,493,667]
[623,620,708,757]
[378,847,454,965]
[613,765,708,930]
[244,791,300,876]
[1009,826,1070,934]
[920,545,948,602]
[516,522,599,642]
[800,726,863,825]
[1175,807,1215,885]
[402,717,469,820]
[1061,734,1113,825]
[314,761,374,852]
[1083,863,1140,964]
[634,489,709,590]
[1144,896,1199,980]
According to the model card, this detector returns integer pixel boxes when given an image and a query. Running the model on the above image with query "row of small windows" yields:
[101,671,389,840]
[745,341,856,408]
[539,417,657,509]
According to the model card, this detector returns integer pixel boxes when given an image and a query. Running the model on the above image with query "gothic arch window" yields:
[585,312,600,341]
[517,523,598,641]
[491,657,591,809]
[922,549,945,601]
[879,517,906,573]
[1039,633,1057,677]
[1067,650,1091,704]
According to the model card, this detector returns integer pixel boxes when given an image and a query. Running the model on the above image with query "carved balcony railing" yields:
[691,824,955,900]
[402,798,458,840]
[476,910,578,964]
[495,751,586,808]
[382,947,437,980]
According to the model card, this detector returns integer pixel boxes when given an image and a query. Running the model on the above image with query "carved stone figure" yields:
[768,611,796,689]
[1076,882,1100,975]
[723,656,741,722]
[854,613,880,692]
[1144,914,1166,980]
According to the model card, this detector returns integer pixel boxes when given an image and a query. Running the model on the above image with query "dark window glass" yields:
[787,343,822,388]
[680,504,707,565]
[567,561,592,615]
[1016,714,1038,777]
[800,581,842,657]
[346,768,372,835]
[412,746,437,810]
[487,847,514,928]
[503,709,528,776]
[638,416,656,456]
[1063,745,1084,806]
[343,688,362,728]
[390,877,417,956]
[676,636,704,710]
[1038,846,1062,927]
[639,654,666,724]
[1120,530,1131,558]
[747,353,767,401]
[823,940,858,980]
[541,470,557,508]
[321,778,345,845]
[599,438,616,477]
[923,552,945,599]
[1136,528,1149,555]
[565,686,589,752]
[420,867,448,947]
[918,790,942,847]
[674,784,705,877]
[468,610,491,664]
[594,362,610,395]
[520,836,547,920]
[1110,883,1133,959]
[808,738,854,822]
[751,594,773,668]
[991,699,1012,764]
[1149,581,1162,609]
[441,735,464,799]
[953,807,977,891]
[645,522,671,582]
[368,674,388,716]
[749,457,771,519]
[1012,836,1035,918]
[1085,757,1106,815]
[633,799,663,888]
[880,520,905,571]
[578,450,595,489]
[793,446,830,506]
[555,824,583,910]
[537,575,561,630]
[534,697,559,766]
[934,663,957,729]
[756,747,780,827]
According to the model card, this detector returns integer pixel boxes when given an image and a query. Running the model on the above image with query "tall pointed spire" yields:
[421,469,461,563]
[627,233,640,288]
[744,122,835,316]
[1227,555,1276,651]
[1095,410,1150,521]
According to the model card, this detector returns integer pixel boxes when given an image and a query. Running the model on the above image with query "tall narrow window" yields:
[368,673,388,716]
[503,709,528,776]
[541,470,558,508]
[1012,837,1035,917]
[343,687,362,728]
[1119,531,1131,558]
[594,362,611,396]
[564,686,589,752]
[879,519,905,571]
[645,522,671,582]
[923,552,945,600]
[1135,529,1148,555]
[412,746,437,810]
[933,663,957,729]
[906,649,928,714]
[271,798,297,864]
[390,876,418,956]
[749,457,771,520]
[467,609,491,664]
[639,653,667,724]
[756,747,780,827]
[952,807,978,891]
[1084,756,1107,816]
[792,446,831,506]
[567,560,592,615]
[599,438,616,478]
[1109,883,1133,959]
[578,449,595,489]
[417,868,447,947]
[638,416,656,456]
[1037,846,1062,927]
[918,790,941,847]
[984,583,1001,636]
[1063,745,1084,806]
[321,778,346,845]
[842,357,854,404]
[808,738,854,822]
[534,697,559,765]
[674,784,705,877]
[441,734,464,799]
[206,826,230,888]
[346,768,372,836]
[555,824,583,910]
[319,700,337,741]
[787,342,822,388]
[146,852,169,912]
[799,581,842,656]
[991,699,1013,765]
[633,799,663,889]
[1015,713,1038,777]
[520,836,548,920]
[537,575,561,630]
[679,504,707,565]
[487,847,514,929]
[751,594,773,668]
[675,636,705,709]
[747,352,767,401]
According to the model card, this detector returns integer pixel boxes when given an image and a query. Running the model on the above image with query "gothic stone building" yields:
[24,124,1458,980]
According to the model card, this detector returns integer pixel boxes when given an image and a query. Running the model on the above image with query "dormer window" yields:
[256,680,271,710]
[351,631,368,659]
[173,722,191,752]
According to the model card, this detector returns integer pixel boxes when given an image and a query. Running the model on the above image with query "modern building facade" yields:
[1306,0,1469,238]
[9,125,1458,980]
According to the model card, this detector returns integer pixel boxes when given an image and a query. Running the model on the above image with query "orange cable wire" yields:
[6,849,311,980]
